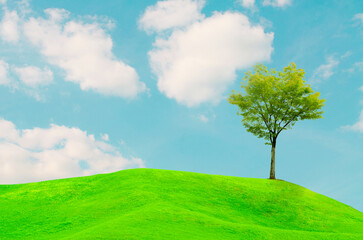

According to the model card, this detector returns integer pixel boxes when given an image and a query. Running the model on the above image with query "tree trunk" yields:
[270,138,276,179]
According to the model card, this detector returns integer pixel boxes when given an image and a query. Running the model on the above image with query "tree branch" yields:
[277,106,307,135]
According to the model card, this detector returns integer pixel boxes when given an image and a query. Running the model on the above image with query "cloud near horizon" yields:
[0,118,144,184]
[141,0,274,106]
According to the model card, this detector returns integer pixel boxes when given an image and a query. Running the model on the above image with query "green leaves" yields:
[228,63,325,145]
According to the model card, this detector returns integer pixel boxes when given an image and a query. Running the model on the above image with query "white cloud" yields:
[346,61,363,73]
[0,63,52,101]
[342,87,363,133]
[139,0,205,33]
[44,8,69,22]
[259,16,273,29]
[16,0,31,16]
[23,8,146,98]
[262,0,292,8]
[0,10,19,43]
[0,118,144,184]
[13,66,53,87]
[353,13,363,25]
[148,11,273,106]
[198,112,216,123]
[199,114,209,123]
[311,56,339,84]
[354,62,363,71]
[341,51,352,59]
[239,0,255,9]
[0,59,10,85]
[343,110,363,133]
[101,133,109,141]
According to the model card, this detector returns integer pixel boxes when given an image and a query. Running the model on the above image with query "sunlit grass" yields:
[1,168,362,239]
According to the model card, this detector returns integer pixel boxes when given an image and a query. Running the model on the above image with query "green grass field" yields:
[0,168,362,239]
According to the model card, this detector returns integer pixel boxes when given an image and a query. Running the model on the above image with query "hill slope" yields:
[0,168,362,239]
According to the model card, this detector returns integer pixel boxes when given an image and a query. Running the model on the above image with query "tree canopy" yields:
[228,63,325,146]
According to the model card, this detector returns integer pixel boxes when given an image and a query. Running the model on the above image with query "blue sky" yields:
[0,0,362,211]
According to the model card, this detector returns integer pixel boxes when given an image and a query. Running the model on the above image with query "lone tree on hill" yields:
[228,63,325,179]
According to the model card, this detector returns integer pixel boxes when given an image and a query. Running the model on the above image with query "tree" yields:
[228,63,325,179]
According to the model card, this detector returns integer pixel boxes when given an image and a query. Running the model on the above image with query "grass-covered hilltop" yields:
[1,169,362,239]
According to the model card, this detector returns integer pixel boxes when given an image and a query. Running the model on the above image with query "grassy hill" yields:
[0,168,362,239]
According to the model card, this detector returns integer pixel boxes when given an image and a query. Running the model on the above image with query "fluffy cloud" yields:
[139,0,205,33]
[239,0,255,9]
[0,118,144,184]
[101,133,109,141]
[262,0,292,8]
[147,10,273,106]
[0,59,10,85]
[0,9,19,43]
[311,56,339,84]
[0,63,53,101]
[13,66,53,87]
[23,8,146,98]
